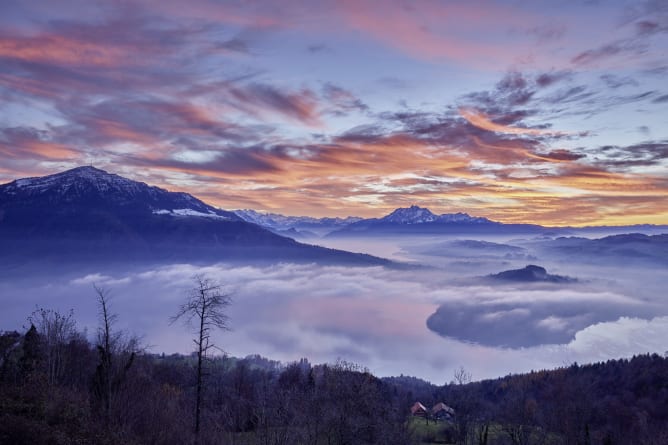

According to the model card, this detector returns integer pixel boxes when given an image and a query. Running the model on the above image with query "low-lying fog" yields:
[2,233,667,383]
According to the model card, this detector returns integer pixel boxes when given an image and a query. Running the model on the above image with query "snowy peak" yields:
[379,205,491,224]
[0,167,391,266]
[381,205,438,224]
[236,209,362,228]
[1,166,240,220]
[436,212,492,224]
[235,209,320,227]
[7,166,149,196]
[235,209,363,237]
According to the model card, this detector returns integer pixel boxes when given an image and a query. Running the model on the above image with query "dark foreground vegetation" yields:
[1,305,667,444]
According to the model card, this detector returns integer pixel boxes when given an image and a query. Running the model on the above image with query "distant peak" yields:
[382,205,438,224]
[376,205,493,225]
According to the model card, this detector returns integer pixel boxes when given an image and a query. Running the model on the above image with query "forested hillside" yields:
[1,306,667,445]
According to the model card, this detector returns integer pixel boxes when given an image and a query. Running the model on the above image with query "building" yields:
[410,401,428,417]
[431,402,455,421]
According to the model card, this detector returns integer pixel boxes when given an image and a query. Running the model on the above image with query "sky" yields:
[1,0,667,225]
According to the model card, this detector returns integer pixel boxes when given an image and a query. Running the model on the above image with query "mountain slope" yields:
[0,167,389,267]
[536,233,668,265]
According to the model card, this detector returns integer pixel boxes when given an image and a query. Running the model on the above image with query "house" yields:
[410,401,428,417]
[431,402,455,420]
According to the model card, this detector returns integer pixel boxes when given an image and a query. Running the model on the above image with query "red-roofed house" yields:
[410,401,428,417]
[431,402,455,420]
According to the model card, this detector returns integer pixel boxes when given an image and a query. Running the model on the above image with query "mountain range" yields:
[0,167,388,269]
[323,205,545,237]
[239,205,668,239]
[234,209,361,238]
[535,233,668,265]
[2,167,666,272]
[236,205,545,238]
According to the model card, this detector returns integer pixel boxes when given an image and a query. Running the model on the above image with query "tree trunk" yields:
[195,299,205,443]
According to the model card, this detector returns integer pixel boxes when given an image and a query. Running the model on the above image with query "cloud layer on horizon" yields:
[1,250,666,383]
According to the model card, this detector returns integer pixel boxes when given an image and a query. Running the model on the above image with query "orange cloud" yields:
[127,131,668,226]
[459,107,568,137]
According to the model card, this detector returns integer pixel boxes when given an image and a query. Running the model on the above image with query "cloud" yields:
[652,94,668,103]
[322,83,368,115]
[2,242,667,383]
[458,107,568,137]
[586,141,668,170]
[426,285,650,347]
[306,43,331,53]
[600,74,640,89]
[522,22,567,42]
[571,41,646,66]
[226,83,323,127]
[0,126,79,161]
[538,149,585,161]
[333,0,550,67]
[70,273,131,286]
[535,70,573,88]
[0,1,667,226]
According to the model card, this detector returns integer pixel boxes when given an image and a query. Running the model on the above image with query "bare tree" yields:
[450,366,475,445]
[27,307,76,386]
[453,366,472,386]
[92,285,137,424]
[171,275,231,441]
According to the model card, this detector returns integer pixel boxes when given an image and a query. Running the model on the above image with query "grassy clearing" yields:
[408,416,454,444]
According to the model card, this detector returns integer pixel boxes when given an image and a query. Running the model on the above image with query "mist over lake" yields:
[3,231,666,383]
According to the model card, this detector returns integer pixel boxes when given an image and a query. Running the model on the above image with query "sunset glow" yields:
[1,0,667,225]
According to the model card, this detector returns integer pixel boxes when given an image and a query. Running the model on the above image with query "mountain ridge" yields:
[3,168,666,242]
[0,167,390,268]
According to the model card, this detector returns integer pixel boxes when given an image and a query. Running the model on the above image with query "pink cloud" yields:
[334,0,537,66]
[0,33,127,67]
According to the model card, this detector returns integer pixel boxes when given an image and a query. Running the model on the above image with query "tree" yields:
[0,330,21,383]
[27,307,77,386]
[449,366,475,445]
[171,275,231,442]
[91,285,137,424]
[20,324,41,381]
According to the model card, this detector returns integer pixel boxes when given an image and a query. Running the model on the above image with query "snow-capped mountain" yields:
[323,205,559,237]
[235,209,362,237]
[379,205,492,225]
[237,205,500,238]
[0,167,388,267]
[380,205,439,224]
[2,166,239,219]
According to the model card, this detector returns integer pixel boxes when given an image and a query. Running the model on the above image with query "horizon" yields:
[2,156,668,383]
[1,1,667,226]
[3,164,667,229]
